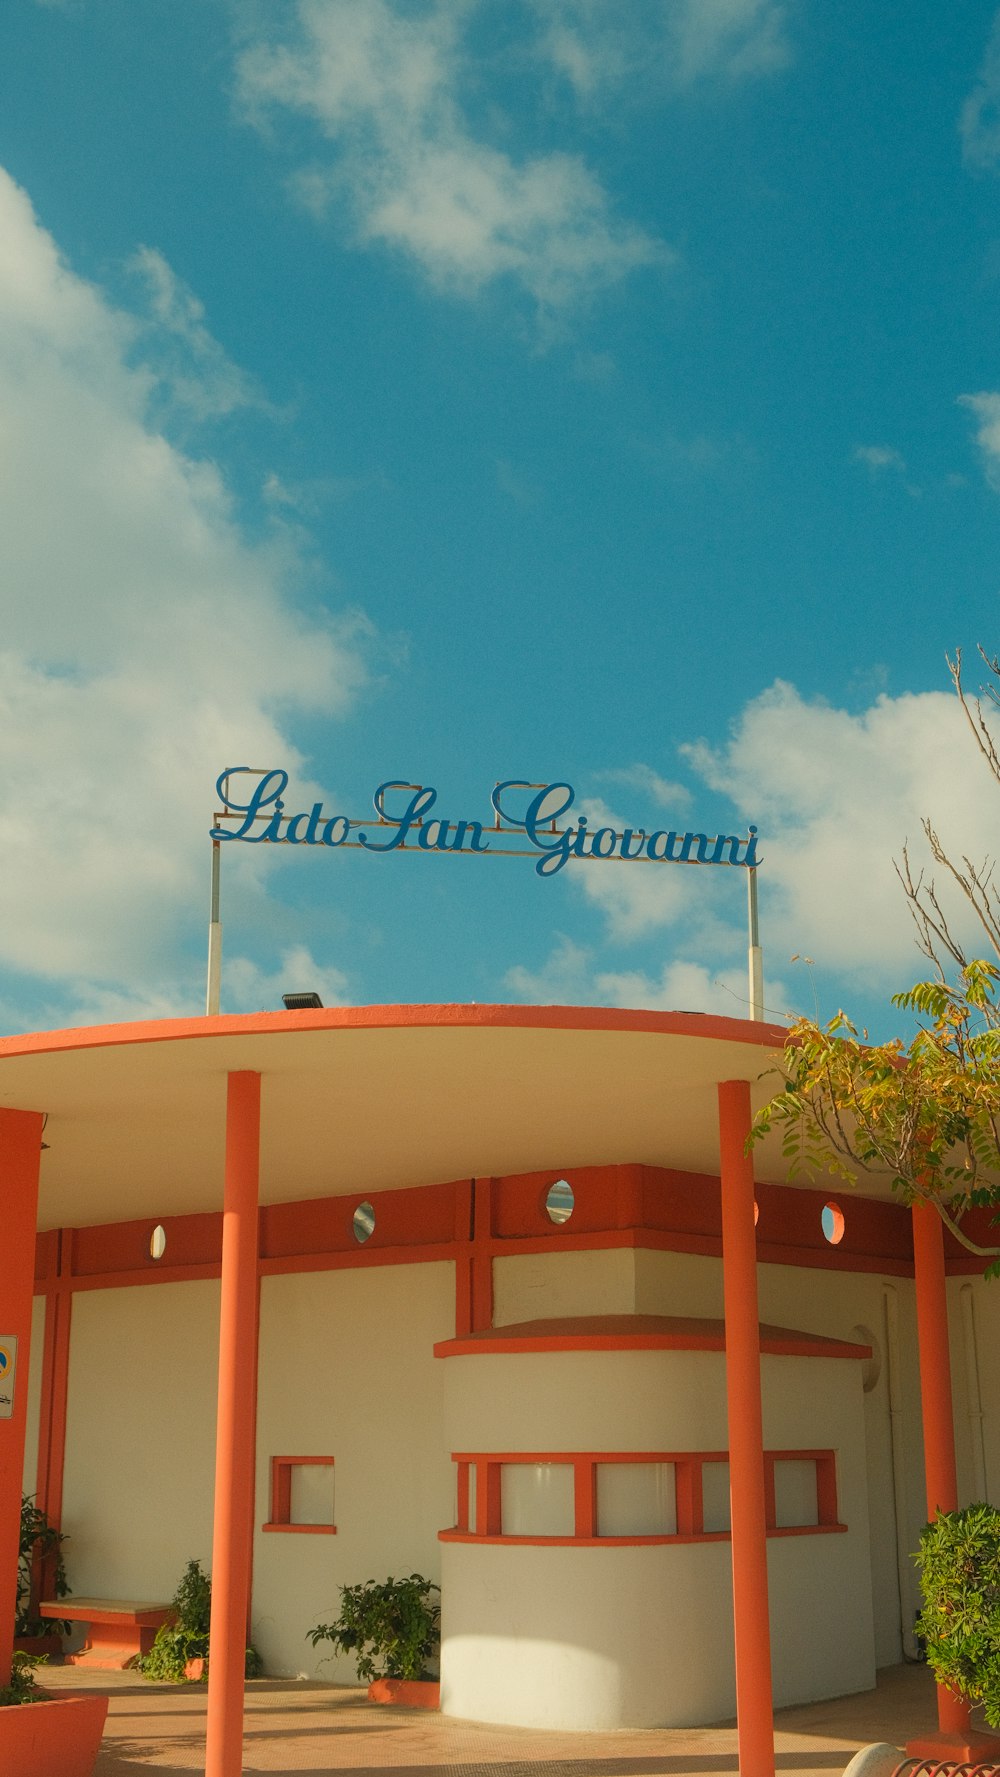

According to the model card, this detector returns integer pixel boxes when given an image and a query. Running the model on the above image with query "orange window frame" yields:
[442,1448,843,1547]
[262,1455,337,1535]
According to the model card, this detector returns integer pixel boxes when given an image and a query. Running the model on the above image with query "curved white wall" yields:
[440,1342,875,1729]
[442,1540,736,1729]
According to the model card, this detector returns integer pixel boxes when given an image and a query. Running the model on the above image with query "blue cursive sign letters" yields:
[210,769,760,876]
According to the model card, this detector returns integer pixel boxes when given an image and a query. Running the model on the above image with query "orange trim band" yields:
[0,1000,790,1064]
[434,1316,871,1360]
[438,1526,848,1548]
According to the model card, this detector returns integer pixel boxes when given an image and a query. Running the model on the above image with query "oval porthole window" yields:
[352,1200,376,1244]
[821,1201,845,1245]
[149,1225,167,1262]
[545,1178,575,1225]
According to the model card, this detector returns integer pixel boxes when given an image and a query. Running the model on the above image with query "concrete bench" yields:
[39,1597,173,1669]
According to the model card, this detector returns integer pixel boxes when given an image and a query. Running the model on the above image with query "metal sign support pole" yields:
[206,839,222,1016]
[747,866,764,1022]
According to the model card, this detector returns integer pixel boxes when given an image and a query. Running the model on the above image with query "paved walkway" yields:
[42,1661,953,1777]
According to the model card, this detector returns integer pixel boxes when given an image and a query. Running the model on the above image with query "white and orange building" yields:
[0,1002,997,1777]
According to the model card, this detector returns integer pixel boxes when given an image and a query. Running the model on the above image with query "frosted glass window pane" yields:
[596,1463,676,1536]
[289,1463,335,1526]
[702,1462,731,1533]
[501,1463,574,1536]
[774,1460,818,1528]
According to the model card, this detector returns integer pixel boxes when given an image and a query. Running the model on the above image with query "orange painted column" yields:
[0,1107,44,1685]
[205,1072,261,1777]
[718,1079,775,1777]
[907,1201,999,1757]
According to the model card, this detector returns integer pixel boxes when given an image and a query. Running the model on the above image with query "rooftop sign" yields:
[210,768,761,880]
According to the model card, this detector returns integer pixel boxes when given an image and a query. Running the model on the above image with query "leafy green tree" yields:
[752,647,1000,1273]
[750,962,1000,1271]
[916,1503,1000,1724]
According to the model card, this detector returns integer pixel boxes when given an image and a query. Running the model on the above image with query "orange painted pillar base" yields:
[906,1203,1000,1762]
[719,1079,775,1777]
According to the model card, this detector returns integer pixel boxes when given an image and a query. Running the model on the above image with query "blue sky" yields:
[2,0,1000,1037]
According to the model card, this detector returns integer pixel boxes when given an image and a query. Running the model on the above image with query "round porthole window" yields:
[352,1200,376,1244]
[149,1225,167,1261]
[821,1201,845,1245]
[545,1178,575,1224]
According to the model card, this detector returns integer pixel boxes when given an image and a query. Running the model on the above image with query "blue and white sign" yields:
[0,1336,18,1420]
[211,769,760,879]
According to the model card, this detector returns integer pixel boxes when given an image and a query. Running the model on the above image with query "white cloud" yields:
[571,796,695,940]
[128,246,270,421]
[597,762,693,809]
[684,679,994,983]
[235,0,667,308]
[506,934,593,1003]
[961,14,1000,168]
[224,944,352,1013]
[960,391,1000,486]
[504,678,996,1021]
[0,166,373,1030]
[670,0,791,84]
[506,934,788,1019]
[854,444,906,474]
[530,0,792,96]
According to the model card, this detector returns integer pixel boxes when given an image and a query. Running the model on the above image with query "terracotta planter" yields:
[367,1677,440,1709]
[184,1657,206,1681]
[0,1692,108,1777]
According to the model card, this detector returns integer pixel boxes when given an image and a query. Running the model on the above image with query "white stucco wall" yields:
[252,1262,454,1680]
[948,1274,1000,1510]
[493,1247,637,1323]
[47,1223,951,1714]
[60,1281,220,1600]
[634,1248,724,1317]
[21,1294,46,1501]
[755,1262,925,1668]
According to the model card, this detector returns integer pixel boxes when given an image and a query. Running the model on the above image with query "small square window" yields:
[263,1457,336,1535]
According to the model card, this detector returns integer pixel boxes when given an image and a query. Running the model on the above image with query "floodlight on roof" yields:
[282,992,324,1011]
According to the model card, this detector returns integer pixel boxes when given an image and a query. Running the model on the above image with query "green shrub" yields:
[0,1651,47,1706]
[307,1574,440,1682]
[17,1496,70,1638]
[916,1502,1000,1725]
[138,1559,261,1684]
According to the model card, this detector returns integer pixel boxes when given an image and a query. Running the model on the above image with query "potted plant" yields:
[15,1495,71,1656]
[308,1573,440,1708]
[0,1650,108,1777]
[137,1558,262,1683]
[916,1502,1000,1723]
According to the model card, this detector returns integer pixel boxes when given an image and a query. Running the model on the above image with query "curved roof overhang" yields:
[0,1003,847,1230]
